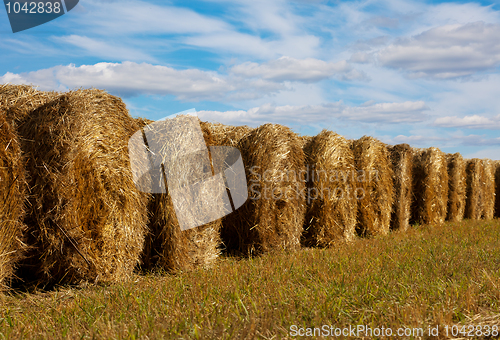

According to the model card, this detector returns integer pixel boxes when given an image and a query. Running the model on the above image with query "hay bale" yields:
[465,158,484,220]
[15,89,148,284]
[411,147,449,225]
[221,123,307,255]
[302,130,357,247]
[350,136,394,236]
[387,144,413,231]
[495,161,500,218]
[0,109,27,290]
[0,84,57,122]
[137,116,225,272]
[482,159,496,220]
[200,121,253,147]
[446,153,466,222]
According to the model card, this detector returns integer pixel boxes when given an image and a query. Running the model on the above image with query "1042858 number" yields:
[5,2,62,14]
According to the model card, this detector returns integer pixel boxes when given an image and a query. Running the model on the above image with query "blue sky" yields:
[2,0,500,159]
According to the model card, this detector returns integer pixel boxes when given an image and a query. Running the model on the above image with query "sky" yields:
[1,0,500,160]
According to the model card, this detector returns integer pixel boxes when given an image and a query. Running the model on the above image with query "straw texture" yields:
[482,159,496,220]
[0,84,57,123]
[200,121,253,147]
[446,153,466,222]
[351,136,394,236]
[388,144,413,231]
[15,89,148,284]
[302,130,357,247]
[411,147,449,225]
[465,158,484,220]
[221,124,307,255]
[0,108,27,290]
[495,161,500,218]
[138,116,224,272]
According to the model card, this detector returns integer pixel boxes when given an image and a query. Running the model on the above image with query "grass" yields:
[1,219,500,339]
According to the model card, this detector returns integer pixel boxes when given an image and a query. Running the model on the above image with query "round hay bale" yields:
[302,130,357,247]
[16,89,149,284]
[199,121,253,147]
[446,153,466,222]
[495,161,500,218]
[482,159,496,220]
[465,158,484,220]
[0,108,27,290]
[388,144,413,232]
[0,84,58,123]
[350,136,394,236]
[221,123,307,255]
[137,116,225,272]
[411,147,449,225]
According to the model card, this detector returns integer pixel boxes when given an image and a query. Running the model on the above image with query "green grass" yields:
[1,219,500,339]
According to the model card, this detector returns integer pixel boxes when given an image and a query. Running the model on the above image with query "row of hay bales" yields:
[0,84,499,290]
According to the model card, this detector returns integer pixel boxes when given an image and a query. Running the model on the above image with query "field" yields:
[1,219,499,339]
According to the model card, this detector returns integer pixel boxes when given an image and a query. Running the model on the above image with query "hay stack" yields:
[411,147,449,225]
[15,89,148,284]
[137,116,225,272]
[221,124,307,255]
[446,153,466,222]
[350,136,394,236]
[200,121,252,147]
[302,130,357,247]
[482,159,496,220]
[465,158,484,220]
[387,144,413,231]
[0,109,27,290]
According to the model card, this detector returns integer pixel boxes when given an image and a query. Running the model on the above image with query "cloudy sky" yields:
[2,0,500,159]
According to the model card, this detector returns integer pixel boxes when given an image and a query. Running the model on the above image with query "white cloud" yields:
[342,100,428,123]
[388,134,446,146]
[184,32,321,59]
[434,114,500,129]
[387,133,500,149]
[72,0,230,35]
[458,134,500,146]
[0,58,371,101]
[67,0,322,59]
[55,35,154,62]
[0,62,238,100]
[198,100,429,126]
[378,22,500,79]
[230,56,367,82]
[465,147,500,160]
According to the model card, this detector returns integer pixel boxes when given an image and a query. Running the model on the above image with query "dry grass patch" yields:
[1,220,500,339]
